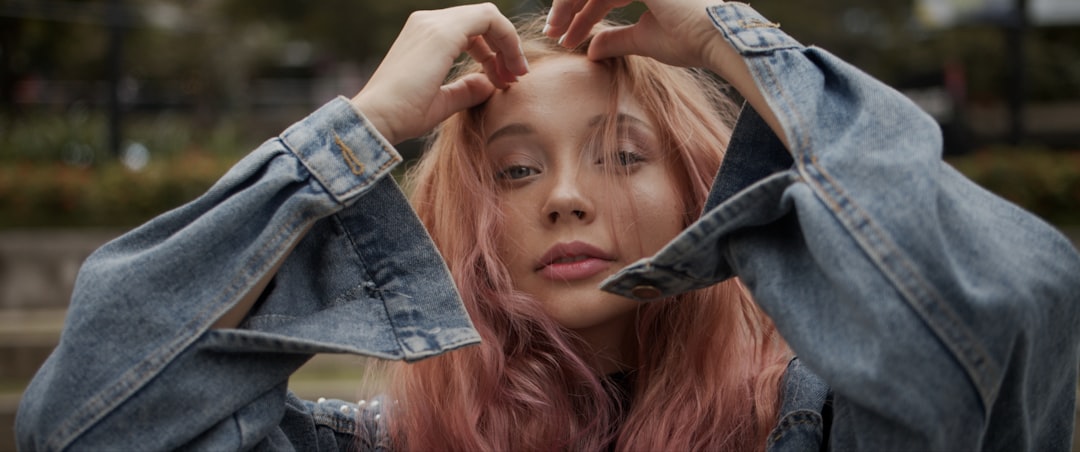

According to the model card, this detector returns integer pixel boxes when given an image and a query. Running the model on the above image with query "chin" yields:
[543,293,640,331]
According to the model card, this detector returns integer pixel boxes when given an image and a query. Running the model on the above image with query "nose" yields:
[542,169,594,225]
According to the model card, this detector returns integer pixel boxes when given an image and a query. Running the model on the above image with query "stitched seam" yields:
[332,214,401,357]
[280,100,401,204]
[807,156,998,408]
[709,4,796,54]
[50,208,309,450]
[656,175,792,285]
[336,156,399,201]
[767,411,822,445]
[738,19,780,29]
[750,38,997,412]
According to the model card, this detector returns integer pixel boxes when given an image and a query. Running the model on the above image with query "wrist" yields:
[698,4,791,149]
[349,93,399,145]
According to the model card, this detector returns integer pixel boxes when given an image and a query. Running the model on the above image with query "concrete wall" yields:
[0,229,120,310]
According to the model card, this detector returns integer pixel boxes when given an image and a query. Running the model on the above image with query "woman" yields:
[381,11,790,451]
[17,0,1080,450]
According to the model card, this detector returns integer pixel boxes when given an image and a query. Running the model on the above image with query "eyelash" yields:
[606,149,646,166]
[496,165,539,181]
[597,140,648,167]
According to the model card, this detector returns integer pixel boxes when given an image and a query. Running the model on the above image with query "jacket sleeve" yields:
[16,96,478,451]
[602,3,1080,450]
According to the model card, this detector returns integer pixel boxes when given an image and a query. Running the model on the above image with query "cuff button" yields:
[631,285,662,300]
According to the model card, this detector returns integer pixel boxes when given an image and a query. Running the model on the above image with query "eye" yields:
[497,165,539,180]
[596,147,647,168]
[613,149,645,166]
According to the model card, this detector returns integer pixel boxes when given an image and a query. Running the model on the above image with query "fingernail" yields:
[542,23,551,35]
[557,33,567,47]
[518,44,529,73]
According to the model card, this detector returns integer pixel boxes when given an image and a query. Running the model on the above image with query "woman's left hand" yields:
[547,0,790,149]
[544,0,726,69]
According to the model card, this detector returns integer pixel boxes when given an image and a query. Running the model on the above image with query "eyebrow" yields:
[587,113,650,129]
[485,113,652,146]
[486,123,534,145]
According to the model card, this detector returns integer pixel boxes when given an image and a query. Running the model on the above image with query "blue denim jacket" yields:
[17,3,1080,451]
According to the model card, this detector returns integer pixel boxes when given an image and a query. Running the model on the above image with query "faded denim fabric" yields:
[768,359,830,451]
[17,3,1080,451]
[604,3,1080,451]
[17,98,477,450]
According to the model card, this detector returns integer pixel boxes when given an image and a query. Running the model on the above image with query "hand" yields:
[547,0,790,149]
[351,3,529,144]
[544,0,724,69]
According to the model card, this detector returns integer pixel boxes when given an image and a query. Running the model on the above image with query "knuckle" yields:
[406,10,434,27]
[475,2,500,18]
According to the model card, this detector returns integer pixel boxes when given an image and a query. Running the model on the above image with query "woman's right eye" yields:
[496,165,539,180]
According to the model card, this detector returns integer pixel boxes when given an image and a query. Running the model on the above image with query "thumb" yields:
[587,23,642,61]
[588,11,662,61]
[436,73,497,118]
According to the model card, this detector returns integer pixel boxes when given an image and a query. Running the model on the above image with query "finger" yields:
[466,35,513,89]
[587,14,652,60]
[459,3,529,76]
[559,0,627,49]
[483,33,527,83]
[545,0,587,39]
[439,73,497,114]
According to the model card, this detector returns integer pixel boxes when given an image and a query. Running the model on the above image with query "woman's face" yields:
[482,55,686,348]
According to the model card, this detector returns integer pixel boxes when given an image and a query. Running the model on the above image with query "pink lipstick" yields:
[535,241,614,281]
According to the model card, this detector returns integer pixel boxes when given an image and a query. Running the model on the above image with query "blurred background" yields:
[1,0,1078,450]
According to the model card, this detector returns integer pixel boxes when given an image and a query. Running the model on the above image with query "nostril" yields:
[548,211,559,223]
[572,210,584,219]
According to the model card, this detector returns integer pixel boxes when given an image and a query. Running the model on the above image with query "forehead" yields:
[487,56,612,106]
[481,56,649,133]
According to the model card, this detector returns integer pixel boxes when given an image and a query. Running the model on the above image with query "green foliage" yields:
[0,152,237,229]
[946,149,1080,225]
[1,109,255,164]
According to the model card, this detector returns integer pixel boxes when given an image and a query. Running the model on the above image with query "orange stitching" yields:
[335,132,365,175]
[738,19,780,29]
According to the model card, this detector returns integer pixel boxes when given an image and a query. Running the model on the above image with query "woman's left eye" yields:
[598,149,646,167]
[614,150,645,166]
[496,165,539,180]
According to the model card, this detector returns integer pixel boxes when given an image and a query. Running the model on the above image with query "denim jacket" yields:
[17,3,1080,451]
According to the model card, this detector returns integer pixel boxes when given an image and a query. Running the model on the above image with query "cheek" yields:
[629,181,686,243]
[494,198,534,269]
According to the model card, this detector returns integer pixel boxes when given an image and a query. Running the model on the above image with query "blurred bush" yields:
[1,147,1077,229]
[0,151,235,228]
[946,149,1080,226]
[1,109,247,164]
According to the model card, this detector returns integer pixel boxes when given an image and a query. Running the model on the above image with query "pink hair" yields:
[378,14,792,451]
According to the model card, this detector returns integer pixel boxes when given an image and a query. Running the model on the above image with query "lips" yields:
[535,241,615,281]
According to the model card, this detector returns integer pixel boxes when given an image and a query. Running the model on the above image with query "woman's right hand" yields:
[350,3,529,145]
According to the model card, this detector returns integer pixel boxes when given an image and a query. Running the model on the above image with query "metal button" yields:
[631,285,662,299]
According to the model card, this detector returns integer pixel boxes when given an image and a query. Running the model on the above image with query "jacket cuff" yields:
[707,3,801,55]
[280,96,402,204]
